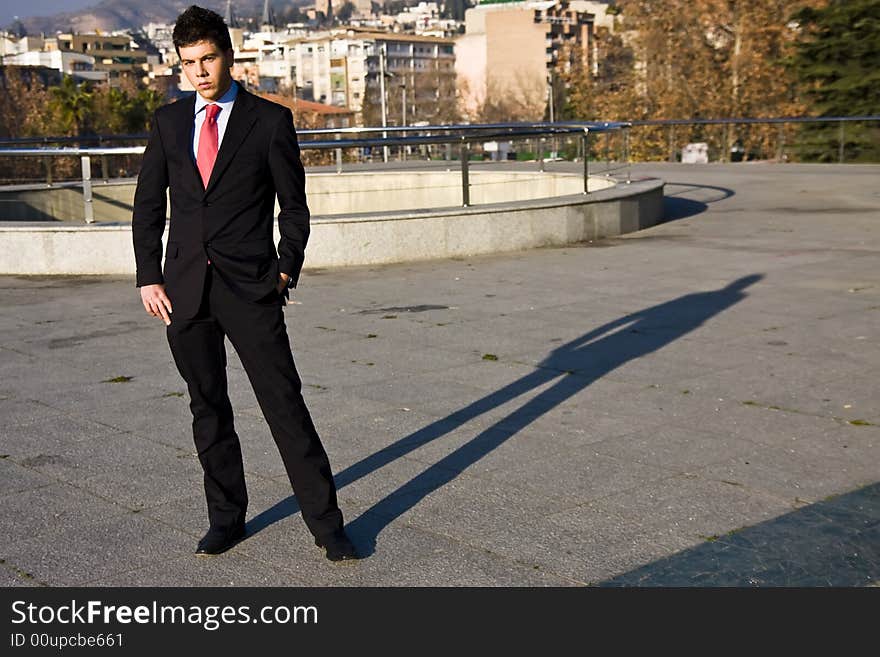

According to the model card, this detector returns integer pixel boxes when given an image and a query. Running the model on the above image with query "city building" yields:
[53,32,148,84]
[1,49,107,82]
[0,34,46,57]
[361,32,457,126]
[258,91,355,129]
[456,0,599,120]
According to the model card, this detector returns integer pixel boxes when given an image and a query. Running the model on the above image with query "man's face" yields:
[178,40,234,101]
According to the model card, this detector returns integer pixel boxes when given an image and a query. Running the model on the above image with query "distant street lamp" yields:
[400,81,407,161]
[548,72,558,160]
[379,43,388,162]
[400,81,407,128]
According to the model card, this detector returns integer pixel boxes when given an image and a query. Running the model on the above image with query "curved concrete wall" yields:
[0,173,663,275]
[306,178,663,267]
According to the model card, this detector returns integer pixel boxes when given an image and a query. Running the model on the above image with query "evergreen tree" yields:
[788,0,880,161]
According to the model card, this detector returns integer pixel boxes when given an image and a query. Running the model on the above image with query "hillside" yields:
[9,0,310,35]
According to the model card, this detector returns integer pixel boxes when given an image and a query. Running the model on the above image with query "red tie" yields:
[196,103,220,188]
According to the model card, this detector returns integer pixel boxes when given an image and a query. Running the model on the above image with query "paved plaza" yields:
[1,162,878,586]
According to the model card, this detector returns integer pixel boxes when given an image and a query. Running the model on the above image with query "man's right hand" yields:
[140,284,173,326]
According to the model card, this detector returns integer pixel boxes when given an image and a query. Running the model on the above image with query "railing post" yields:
[81,155,94,223]
[460,139,470,207]
[839,122,845,163]
[582,129,590,194]
[668,124,675,162]
[624,127,631,184]
[44,156,53,186]
[776,123,785,162]
[335,133,342,174]
[99,137,108,182]
[604,131,610,172]
[721,123,728,163]
[539,137,545,172]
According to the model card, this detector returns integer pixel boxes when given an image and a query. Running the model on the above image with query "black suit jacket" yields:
[132,83,310,320]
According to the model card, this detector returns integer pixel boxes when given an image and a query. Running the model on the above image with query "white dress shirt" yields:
[192,81,238,162]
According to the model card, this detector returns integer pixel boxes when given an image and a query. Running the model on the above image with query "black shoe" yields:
[315,530,360,562]
[195,525,246,556]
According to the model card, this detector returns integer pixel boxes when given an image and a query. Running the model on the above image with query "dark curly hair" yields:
[172,5,232,55]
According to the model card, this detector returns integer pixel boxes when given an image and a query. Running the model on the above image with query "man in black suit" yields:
[132,5,358,562]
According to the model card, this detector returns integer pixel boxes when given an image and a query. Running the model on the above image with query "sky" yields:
[1,0,99,27]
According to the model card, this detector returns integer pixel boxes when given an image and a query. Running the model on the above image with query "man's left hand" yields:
[276,272,290,294]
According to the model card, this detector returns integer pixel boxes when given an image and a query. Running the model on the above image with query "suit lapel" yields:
[204,86,258,195]
[171,93,204,195]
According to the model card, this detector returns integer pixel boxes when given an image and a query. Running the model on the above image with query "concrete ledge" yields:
[0,175,664,275]
[306,177,663,267]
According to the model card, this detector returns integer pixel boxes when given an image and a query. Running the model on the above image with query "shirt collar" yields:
[194,80,238,116]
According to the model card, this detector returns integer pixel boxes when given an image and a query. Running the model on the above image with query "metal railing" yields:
[0,122,631,223]
[0,147,144,223]
[629,115,880,164]
[4,115,876,223]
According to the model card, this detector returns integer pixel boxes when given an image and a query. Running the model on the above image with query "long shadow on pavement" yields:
[248,275,763,557]
[599,482,880,586]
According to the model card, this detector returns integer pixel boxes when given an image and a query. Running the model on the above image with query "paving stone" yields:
[0,458,55,497]
[602,484,880,586]
[589,422,755,471]
[2,512,193,586]
[0,397,64,427]
[696,438,878,504]
[101,553,311,587]
[1,482,129,547]
[1,414,119,461]
[241,500,575,586]
[0,564,40,587]
[477,498,697,585]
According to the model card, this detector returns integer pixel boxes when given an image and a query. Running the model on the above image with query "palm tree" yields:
[136,87,165,130]
[49,75,93,136]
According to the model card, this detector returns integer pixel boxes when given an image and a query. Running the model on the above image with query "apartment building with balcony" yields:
[1,49,107,83]
[456,0,601,120]
[361,31,457,125]
[53,32,148,84]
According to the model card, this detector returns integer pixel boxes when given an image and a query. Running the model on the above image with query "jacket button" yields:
[205,241,212,248]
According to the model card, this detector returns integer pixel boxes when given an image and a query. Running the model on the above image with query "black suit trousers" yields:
[166,266,344,540]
